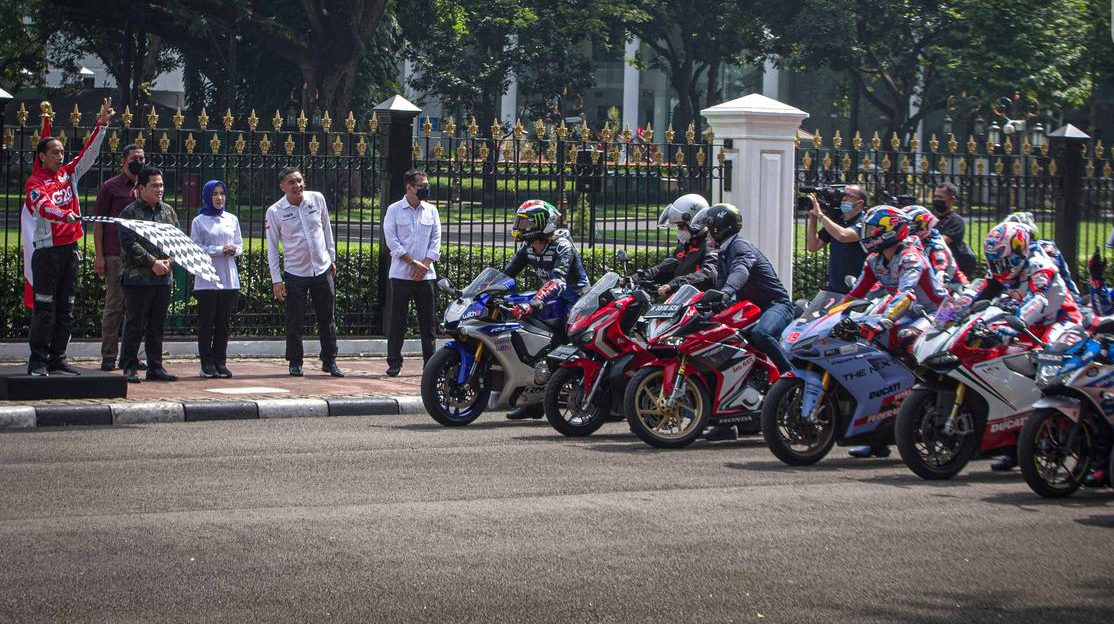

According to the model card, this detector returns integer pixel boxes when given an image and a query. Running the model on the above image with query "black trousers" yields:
[196,289,238,367]
[386,278,437,369]
[284,271,338,365]
[120,284,171,372]
[28,244,80,368]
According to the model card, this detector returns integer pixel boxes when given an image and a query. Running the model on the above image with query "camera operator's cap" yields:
[658,194,710,229]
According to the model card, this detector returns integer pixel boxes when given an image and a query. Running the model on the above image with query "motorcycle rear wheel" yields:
[421,347,491,427]
[760,377,837,466]
[895,387,981,480]
[623,367,709,448]
[1018,409,1096,498]
[544,366,609,437]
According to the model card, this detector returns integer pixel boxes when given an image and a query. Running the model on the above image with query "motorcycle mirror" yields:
[970,300,990,314]
[1001,315,1028,332]
[615,249,628,262]
[436,278,457,296]
[845,275,856,289]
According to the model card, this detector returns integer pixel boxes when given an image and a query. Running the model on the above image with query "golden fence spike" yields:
[523,142,536,161]
[1104,161,1112,178]
[259,134,271,155]
[198,108,209,131]
[147,105,159,128]
[297,110,308,133]
[717,150,726,166]
[356,135,367,157]
[1040,140,1049,156]
[17,102,28,126]
[513,118,524,141]
[1022,138,1031,154]
[909,135,920,152]
[890,132,900,151]
[934,158,944,173]
[2,128,12,149]
[345,111,357,133]
[666,123,675,144]
[412,140,420,160]
[702,125,714,144]
[985,137,996,155]
[947,134,958,154]
[566,143,577,163]
[321,111,332,133]
[184,133,196,154]
[331,135,343,156]
[1030,160,1039,176]
[1049,159,1057,176]
[546,142,557,162]
[832,130,842,151]
[675,149,686,165]
[423,116,432,137]
[478,142,489,161]
[928,134,939,153]
[534,119,545,138]
[107,130,119,152]
[881,154,891,170]
[133,130,144,148]
[643,123,654,143]
[580,120,591,143]
[223,108,234,131]
[234,133,246,155]
[159,131,170,152]
[273,110,283,132]
[284,134,295,155]
[1003,136,1013,154]
[557,120,568,141]
[852,131,863,150]
[70,104,81,126]
[1086,161,1095,177]
[501,143,512,162]
[174,107,185,130]
[901,155,910,172]
[432,142,444,160]
[370,112,380,133]
[842,153,852,170]
[467,116,479,138]
[958,158,968,175]
[623,123,633,144]
[859,154,870,171]
[31,130,40,145]
[1094,140,1104,159]
[444,116,456,137]
[121,105,133,129]
[601,122,613,144]
[822,152,832,169]
[685,123,696,145]
[491,117,504,140]
[456,142,468,161]
[812,129,822,149]
[696,147,706,167]
[994,158,1004,175]
[247,109,259,132]
[308,135,320,156]
[210,133,221,154]
[802,152,812,169]
[871,131,881,151]
[966,135,977,155]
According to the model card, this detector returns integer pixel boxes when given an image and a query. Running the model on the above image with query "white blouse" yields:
[190,212,243,290]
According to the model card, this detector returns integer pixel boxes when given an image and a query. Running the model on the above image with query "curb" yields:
[0,396,423,430]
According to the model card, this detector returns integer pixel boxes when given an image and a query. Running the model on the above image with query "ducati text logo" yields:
[990,417,1026,434]
[869,382,900,399]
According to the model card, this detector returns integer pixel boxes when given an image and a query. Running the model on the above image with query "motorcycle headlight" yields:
[660,336,685,347]
[924,353,959,370]
[445,300,468,322]
[571,329,593,345]
[1034,355,1067,389]
[790,336,817,353]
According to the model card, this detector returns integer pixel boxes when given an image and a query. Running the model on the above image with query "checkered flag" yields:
[83,216,224,288]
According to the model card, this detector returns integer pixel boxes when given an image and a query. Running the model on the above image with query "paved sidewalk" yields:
[0,355,429,429]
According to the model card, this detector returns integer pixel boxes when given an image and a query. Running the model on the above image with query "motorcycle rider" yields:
[904,205,968,289]
[501,199,590,420]
[977,221,1084,470]
[1002,211,1082,303]
[636,194,719,295]
[843,206,948,459]
[692,203,794,441]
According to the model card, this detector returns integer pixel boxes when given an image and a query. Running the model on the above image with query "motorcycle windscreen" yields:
[568,272,619,328]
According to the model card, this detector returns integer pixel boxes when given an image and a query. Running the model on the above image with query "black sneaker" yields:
[385,366,401,377]
[703,425,738,442]
[215,364,232,379]
[289,364,304,377]
[506,405,544,420]
[200,364,219,379]
[137,360,148,371]
[27,362,48,377]
[100,358,116,371]
[123,368,141,384]
[322,362,345,377]
[990,454,1017,471]
[47,361,81,376]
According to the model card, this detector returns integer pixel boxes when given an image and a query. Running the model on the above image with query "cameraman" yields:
[804,185,868,294]
[932,182,978,277]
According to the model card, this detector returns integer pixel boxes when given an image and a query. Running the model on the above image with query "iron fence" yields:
[793,129,1114,298]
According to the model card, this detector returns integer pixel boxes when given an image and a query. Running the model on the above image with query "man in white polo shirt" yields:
[383,168,442,377]
[265,166,343,378]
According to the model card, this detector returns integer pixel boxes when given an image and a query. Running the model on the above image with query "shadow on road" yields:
[979,488,1114,510]
[1076,513,1114,529]
[390,420,551,432]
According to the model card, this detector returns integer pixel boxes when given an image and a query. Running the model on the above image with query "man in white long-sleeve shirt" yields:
[265,166,342,377]
[383,169,441,377]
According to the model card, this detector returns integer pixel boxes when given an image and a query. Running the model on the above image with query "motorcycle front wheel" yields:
[544,366,609,437]
[421,347,491,427]
[623,367,709,448]
[1018,409,1096,498]
[895,387,981,480]
[760,377,838,466]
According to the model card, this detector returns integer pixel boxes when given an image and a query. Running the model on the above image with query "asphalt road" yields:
[1,414,1112,623]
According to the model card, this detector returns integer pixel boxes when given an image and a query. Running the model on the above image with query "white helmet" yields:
[658,194,710,232]
[1003,211,1039,235]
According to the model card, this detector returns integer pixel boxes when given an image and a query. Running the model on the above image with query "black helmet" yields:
[692,203,742,243]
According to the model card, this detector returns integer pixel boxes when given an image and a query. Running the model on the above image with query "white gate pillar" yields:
[701,94,808,296]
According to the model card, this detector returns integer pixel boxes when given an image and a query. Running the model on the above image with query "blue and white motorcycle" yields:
[421,268,568,426]
[760,292,919,465]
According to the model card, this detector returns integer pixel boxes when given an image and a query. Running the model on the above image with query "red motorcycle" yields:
[622,286,781,448]
[543,271,655,436]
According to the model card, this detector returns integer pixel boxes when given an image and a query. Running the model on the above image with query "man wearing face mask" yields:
[93,144,146,371]
[383,169,442,378]
[932,182,978,278]
[804,184,867,294]
[637,194,718,295]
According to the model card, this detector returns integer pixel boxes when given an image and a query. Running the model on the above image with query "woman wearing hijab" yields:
[190,180,243,378]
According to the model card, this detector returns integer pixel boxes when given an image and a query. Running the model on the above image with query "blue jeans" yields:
[750,301,795,373]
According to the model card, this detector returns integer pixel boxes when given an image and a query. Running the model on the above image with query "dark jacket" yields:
[642,232,719,291]
[502,231,589,300]
[716,235,791,310]
[119,199,180,286]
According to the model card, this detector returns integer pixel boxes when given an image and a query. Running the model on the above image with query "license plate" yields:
[644,303,682,319]
[547,345,579,362]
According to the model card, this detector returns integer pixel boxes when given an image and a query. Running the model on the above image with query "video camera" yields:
[797,184,847,220]
[877,190,918,208]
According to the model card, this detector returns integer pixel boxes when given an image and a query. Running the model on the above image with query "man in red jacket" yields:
[23,97,113,376]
